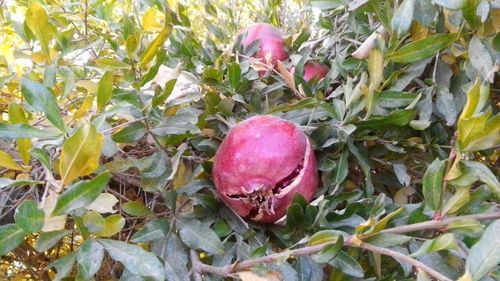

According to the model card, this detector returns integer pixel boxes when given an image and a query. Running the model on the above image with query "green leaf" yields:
[31,148,51,170]
[76,239,104,280]
[0,123,60,139]
[466,220,500,281]
[95,58,131,70]
[111,122,147,143]
[98,239,165,281]
[228,62,241,89]
[35,230,71,252]
[469,37,493,81]
[14,199,45,233]
[0,224,26,256]
[122,201,153,217]
[448,219,484,235]
[329,251,364,278]
[48,252,76,281]
[356,109,418,129]
[451,161,500,199]
[94,214,125,237]
[333,149,349,184]
[59,123,104,185]
[411,233,457,258]
[139,25,173,67]
[462,0,481,28]
[311,236,343,263]
[442,186,470,215]
[153,79,176,107]
[391,0,416,36]
[131,218,169,243]
[422,158,446,210]
[0,178,43,189]
[286,203,305,228]
[364,233,413,247]
[20,78,65,132]
[97,71,113,112]
[52,172,111,216]
[152,107,201,136]
[25,1,51,54]
[308,230,342,246]
[379,91,419,108]
[60,67,76,98]
[388,33,456,63]
[82,211,105,233]
[177,219,225,255]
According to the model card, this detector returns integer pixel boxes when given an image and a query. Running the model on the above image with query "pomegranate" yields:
[212,115,318,223]
[239,23,289,74]
[296,62,330,82]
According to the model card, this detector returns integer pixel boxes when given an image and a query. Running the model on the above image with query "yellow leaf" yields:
[76,80,98,94]
[142,8,164,32]
[368,47,383,88]
[139,24,173,67]
[95,214,125,237]
[410,21,429,41]
[59,123,104,185]
[445,156,462,181]
[167,0,178,9]
[0,151,23,171]
[25,1,51,55]
[9,104,32,164]
[72,95,94,121]
[31,51,49,64]
[459,78,481,120]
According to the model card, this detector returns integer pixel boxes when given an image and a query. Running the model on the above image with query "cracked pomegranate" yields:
[213,115,318,223]
[239,23,288,75]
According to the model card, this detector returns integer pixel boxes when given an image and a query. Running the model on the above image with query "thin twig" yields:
[191,211,500,278]
[356,242,452,281]
[380,211,500,234]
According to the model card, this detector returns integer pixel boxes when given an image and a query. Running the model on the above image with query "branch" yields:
[192,211,500,277]
[355,242,452,281]
[379,212,500,234]
[190,250,203,281]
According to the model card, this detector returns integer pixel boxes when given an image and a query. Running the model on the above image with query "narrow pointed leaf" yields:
[98,239,165,281]
[20,78,65,132]
[59,123,104,185]
[52,172,111,216]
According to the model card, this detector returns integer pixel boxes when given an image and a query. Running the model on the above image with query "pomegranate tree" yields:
[239,23,289,71]
[212,115,318,223]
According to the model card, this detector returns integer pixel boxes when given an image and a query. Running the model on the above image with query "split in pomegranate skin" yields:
[238,23,289,75]
[212,115,318,223]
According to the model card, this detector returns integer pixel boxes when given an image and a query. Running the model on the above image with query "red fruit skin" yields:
[302,62,329,81]
[212,115,318,223]
[239,23,289,75]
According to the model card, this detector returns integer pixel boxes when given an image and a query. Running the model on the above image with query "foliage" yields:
[0,0,499,280]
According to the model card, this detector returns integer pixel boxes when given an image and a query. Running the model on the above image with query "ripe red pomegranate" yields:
[212,115,318,223]
[300,62,330,81]
[239,23,289,73]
